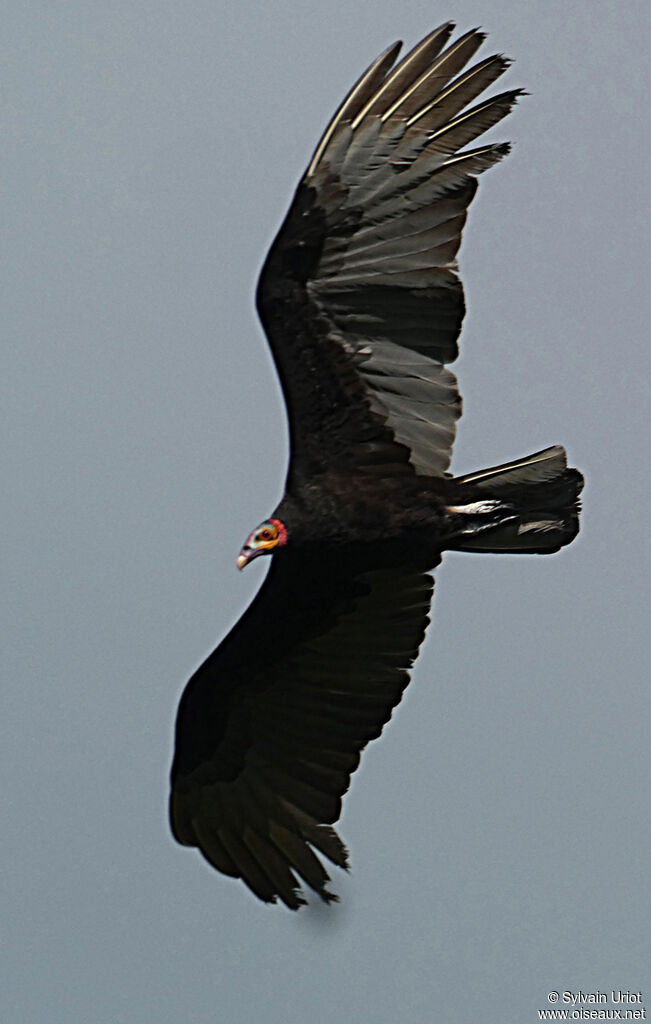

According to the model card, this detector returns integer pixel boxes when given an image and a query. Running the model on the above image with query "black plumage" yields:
[169,24,583,909]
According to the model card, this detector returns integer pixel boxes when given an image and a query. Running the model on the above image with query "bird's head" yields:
[237,518,288,569]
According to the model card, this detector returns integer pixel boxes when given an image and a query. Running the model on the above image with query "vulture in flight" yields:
[170,23,583,909]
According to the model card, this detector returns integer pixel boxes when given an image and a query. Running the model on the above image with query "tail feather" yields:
[451,446,583,554]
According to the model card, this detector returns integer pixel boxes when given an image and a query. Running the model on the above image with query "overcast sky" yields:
[4,2,650,1022]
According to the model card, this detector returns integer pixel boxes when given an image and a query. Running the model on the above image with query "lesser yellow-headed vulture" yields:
[169,24,583,909]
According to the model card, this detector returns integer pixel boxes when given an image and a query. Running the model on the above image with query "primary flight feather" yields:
[169,23,583,910]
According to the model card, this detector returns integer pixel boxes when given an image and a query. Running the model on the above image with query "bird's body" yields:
[169,23,583,909]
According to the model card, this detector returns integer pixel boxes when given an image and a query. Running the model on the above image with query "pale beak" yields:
[237,541,273,570]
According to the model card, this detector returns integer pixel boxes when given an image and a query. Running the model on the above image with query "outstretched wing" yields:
[257,23,522,485]
[170,557,435,908]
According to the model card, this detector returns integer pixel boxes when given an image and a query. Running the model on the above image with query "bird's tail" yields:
[448,446,583,554]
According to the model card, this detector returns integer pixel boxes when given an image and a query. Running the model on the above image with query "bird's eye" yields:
[257,523,278,543]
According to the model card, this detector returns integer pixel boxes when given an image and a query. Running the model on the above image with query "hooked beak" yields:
[237,545,265,570]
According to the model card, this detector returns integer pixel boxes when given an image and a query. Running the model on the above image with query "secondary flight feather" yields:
[169,23,583,909]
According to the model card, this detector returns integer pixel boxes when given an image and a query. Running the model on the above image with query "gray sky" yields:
[4,1,650,1022]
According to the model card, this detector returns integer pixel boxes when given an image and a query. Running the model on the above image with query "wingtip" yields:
[319,887,340,906]
[463,26,487,44]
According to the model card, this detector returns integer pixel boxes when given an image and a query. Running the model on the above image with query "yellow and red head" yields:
[237,518,288,569]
